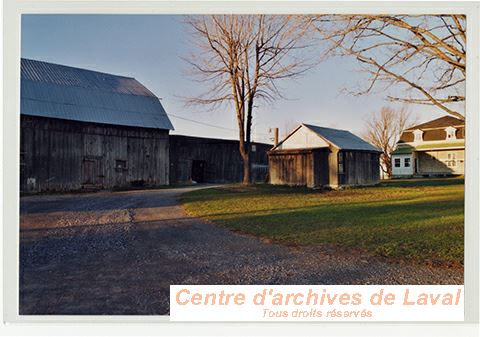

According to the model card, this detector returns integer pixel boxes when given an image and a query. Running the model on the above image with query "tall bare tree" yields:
[184,15,312,184]
[362,107,416,177]
[307,15,466,119]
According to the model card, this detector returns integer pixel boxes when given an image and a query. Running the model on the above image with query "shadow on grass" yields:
[380,177,464,188]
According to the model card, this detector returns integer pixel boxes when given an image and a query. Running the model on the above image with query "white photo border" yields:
[2,1,479,336]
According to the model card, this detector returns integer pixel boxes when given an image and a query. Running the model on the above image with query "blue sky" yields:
[21,14,446,143]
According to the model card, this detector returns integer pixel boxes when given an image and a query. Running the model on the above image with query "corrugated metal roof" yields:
[20,58,174,130]
[303,123,381,152]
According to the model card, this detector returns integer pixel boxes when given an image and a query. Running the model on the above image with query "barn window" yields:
[338,152,344,174]
[251,144,257,152]
[404,158,411,167]
[394,158,401,168]
[115,160,127,171]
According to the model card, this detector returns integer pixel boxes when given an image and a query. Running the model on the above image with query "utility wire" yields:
[167,113,270,137]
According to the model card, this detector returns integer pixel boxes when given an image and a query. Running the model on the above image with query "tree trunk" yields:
[381,153,392,178]
[242,151,251,184]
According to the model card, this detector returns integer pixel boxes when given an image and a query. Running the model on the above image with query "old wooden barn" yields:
[269,123,381,188]
[20,58,174,192]
[169,135,270,184]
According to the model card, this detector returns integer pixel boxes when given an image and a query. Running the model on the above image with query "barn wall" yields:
[169,135,270,184]
[339,150,380,186]
[20,115,170,192]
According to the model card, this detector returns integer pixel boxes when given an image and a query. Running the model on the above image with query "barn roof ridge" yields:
[22,57,136,80]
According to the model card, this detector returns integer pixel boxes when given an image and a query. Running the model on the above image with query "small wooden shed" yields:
[268,123,381,188]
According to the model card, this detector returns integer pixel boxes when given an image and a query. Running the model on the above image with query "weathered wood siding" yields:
[20,115,169,192]
[169,135,270,184]
[269,148,379,188]
[268,149,329,188]
[338,150,380,186]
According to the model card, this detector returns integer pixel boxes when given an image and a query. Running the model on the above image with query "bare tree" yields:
[184,15,312,184]
[307,15,465,119]
[362,107,416,177]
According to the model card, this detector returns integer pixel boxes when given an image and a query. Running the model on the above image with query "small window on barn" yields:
[115,160,127,171]
[251,144,257,152]
[338,153,345,174]
[394,158,401,168]
[404,158,411,167]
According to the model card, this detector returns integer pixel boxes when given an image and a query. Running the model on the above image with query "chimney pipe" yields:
[273,127,279,146]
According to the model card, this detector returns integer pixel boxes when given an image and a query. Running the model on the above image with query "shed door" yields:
[82,157,104,187]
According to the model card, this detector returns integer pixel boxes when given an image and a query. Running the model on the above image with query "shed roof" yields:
[302,124,381,152]
[21,58,174,130]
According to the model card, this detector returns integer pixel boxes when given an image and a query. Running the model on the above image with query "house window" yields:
[447,153,456,167]
[115,160,127,171]
[394,158,401,168]
[338,153,344,174]
[404,158,411,167]
[445,127,457,140]
[413,129,424,142]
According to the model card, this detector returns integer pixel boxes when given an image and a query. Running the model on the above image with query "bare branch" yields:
[308,15,466,119]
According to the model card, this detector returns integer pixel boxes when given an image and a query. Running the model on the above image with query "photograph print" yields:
[19,13,465,315]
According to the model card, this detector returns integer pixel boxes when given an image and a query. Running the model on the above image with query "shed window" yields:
[338,153,344,174]
[394,158,401,168]
[404,158,411,167]
[115,160,127,170]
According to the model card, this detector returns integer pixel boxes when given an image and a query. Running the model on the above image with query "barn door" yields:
[191,160,206,183]
[82,156,104,187]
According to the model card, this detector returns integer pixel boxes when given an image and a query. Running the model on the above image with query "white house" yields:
[391,116,465,178]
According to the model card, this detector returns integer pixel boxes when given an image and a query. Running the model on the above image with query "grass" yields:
[180,177,464,266]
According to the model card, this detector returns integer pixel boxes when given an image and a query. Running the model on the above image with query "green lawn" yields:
[181,178,464,266]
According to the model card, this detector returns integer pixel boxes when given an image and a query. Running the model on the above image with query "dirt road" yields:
[20,187,463,315]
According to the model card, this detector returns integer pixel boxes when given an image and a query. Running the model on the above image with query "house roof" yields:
[20,58,174,130]
[302,124,381,152]
[391,146,414,155]
[405,115,464,130]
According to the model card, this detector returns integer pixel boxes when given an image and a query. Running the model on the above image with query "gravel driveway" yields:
[20,186,463,315]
